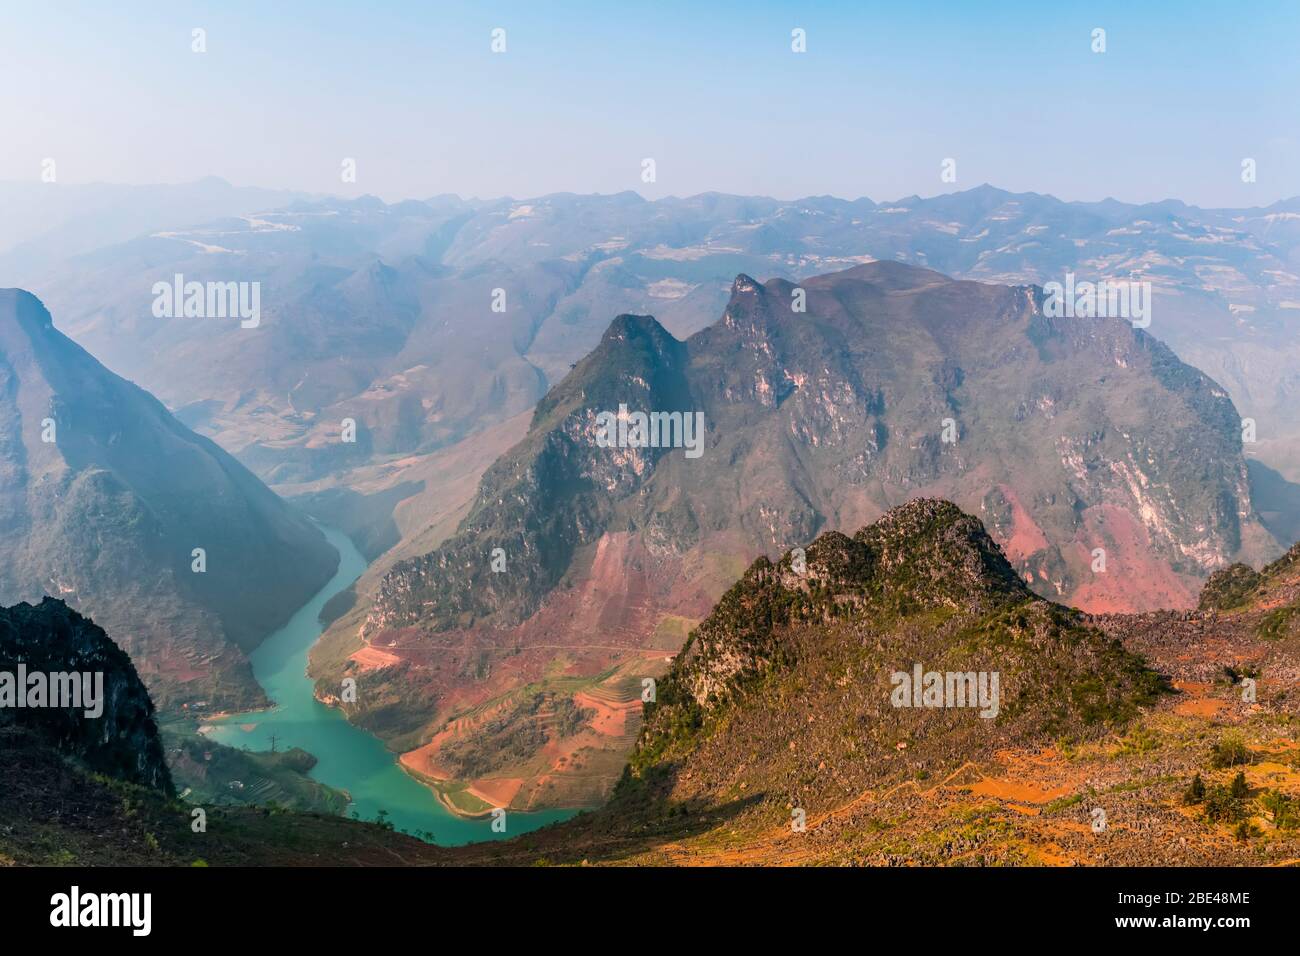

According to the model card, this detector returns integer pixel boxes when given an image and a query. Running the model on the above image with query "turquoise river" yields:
[204,525,575,845]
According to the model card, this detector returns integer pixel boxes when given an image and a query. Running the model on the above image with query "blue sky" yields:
[3,0,1297,206]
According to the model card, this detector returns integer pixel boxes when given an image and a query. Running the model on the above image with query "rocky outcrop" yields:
[626,498,1164,803]
[0,597,171,792]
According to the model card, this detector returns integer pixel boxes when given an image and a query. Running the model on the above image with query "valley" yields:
[4,184,1300,865]
[199,524,574,843]
[311,260,1284,812]
[0,289,339,714]
[5,498,1298,868]
[8,0,1300,917]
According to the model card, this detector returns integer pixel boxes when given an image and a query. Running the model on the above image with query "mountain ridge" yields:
[28,183,1300,500]
[319,260,1276,811]
[0,289,339,712]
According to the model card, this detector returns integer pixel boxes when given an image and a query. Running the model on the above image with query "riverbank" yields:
[201,525,575,845]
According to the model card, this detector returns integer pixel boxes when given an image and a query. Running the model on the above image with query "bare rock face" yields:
[373,262,1269,635]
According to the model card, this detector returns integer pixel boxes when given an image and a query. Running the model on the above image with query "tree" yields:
[1230,772,1249,799]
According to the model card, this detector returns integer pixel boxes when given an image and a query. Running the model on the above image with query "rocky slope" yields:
[322,261,1276,811]
[442,500,1300,866]
[0,598,422,865]
[625,499,1162,797]
[6,501,1299,867]
[0,597,171,791]
[0,595,433,867]
[0,722,444,866]
[0,289,338,712]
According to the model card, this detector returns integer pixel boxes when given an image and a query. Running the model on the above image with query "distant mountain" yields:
[25,186,1300,496]
[0,177,306,276]
[22,195,547,486]
[320,262,1277,810]
[0,289,338,712]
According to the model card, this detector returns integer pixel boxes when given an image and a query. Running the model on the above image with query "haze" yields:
[3,0,1297,207]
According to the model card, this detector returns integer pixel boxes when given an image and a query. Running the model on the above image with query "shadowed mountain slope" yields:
[0,290,338,712]
[0,597,171,791]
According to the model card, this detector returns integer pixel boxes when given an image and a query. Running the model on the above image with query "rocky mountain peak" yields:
[853,498,1029,611]
[672,500,1030,709]
[0,288,54,332]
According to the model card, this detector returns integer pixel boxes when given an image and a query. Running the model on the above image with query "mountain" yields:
[17,187,1299,656]
[624,498,1157,799]
[21,195,550,487]
[8,501,1296,866]
[0,178,305,277]
[19,186,1300,496]
[0,289,338,712]
[0,597,170,791]
[596,499,1167,863]
[316,261,1277,812]
[439,499,1300,866]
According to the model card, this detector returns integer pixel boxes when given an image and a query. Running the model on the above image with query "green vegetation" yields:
[1229,771,1249,800]
[163,726,348,815]
[1260,790,1300,830]
[1044,792,1086,814]
[1209,733,1252,769]
[1198,563,1263,612]
[1257,604,1300,641]
[1203,785,1248,824]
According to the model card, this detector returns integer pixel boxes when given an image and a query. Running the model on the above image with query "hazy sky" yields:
[4,0,1298,207]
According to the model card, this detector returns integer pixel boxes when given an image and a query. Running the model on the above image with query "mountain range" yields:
[311,260,1278,812]
[15,184,1300,495]
[5,180,1300,862]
